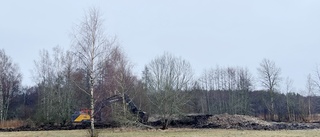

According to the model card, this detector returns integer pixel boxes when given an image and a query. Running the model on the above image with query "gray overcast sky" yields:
[1,0,320,92]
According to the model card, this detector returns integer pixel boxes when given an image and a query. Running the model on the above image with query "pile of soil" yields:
[197,113,271,129]
[196,113,320,130]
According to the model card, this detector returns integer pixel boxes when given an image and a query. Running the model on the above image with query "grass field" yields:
[0,128,320,137]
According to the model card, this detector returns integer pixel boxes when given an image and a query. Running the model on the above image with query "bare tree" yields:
[110,47,134,117]
[144,52,193,129]
[198,69,213,114]
[258,58,281,121]
[96,46,137,123]
[71,8,114,136]
[236,67,252,91]
[313,65,320,94]
[285,77,293,121]
[0,49,22,121]
[306,74,314,120]
[235,67,252,115]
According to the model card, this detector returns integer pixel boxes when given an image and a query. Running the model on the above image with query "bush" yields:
[0,120,25,129]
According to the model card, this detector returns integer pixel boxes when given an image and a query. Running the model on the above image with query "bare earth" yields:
[0,129,320,137]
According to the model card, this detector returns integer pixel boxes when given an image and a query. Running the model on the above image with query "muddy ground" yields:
[149,113,320,130]
[1,114,320,131]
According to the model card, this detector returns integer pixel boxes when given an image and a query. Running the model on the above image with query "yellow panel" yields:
[74,114,91,122]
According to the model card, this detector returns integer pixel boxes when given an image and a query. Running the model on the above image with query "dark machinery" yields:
[95,94,148,123]
[71,94,148,125]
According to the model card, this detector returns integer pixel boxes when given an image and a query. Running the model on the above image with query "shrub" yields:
[0,120,25,129]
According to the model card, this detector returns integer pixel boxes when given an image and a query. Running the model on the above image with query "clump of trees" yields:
[143,52,193,129]
[32,47,76,124]
[0,49,22,121]
[197,66,252,115]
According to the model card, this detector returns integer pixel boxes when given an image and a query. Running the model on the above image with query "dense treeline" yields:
[5,78,320,124]
[188,89,319,122]
[1,9,320,131]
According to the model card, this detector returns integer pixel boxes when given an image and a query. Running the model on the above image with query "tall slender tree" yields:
[306,74,314,120]
[72,8,114,137]
[285,77,294,121]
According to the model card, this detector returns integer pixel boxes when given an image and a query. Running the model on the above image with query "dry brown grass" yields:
[0,128,320,137]
[0,120,24,129]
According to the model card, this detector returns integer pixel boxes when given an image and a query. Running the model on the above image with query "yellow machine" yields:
[71,109,91,123]
[70,94,148,125]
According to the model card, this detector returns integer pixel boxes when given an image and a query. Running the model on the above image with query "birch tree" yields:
[306,74,314,120]
[313,65,320,95]
[284,77,294,121]
[198,69,213,113]
[72,8,114,137]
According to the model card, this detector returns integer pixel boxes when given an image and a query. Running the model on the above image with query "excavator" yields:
[70,94,148,126]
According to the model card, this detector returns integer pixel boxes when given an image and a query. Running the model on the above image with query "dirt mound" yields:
[197,113,271,130]
[195,113,320,130]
